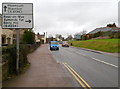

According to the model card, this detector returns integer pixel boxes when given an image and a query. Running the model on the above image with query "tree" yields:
[48,34,54,41]
[48,34,53,38]
[22,30,35,44]
[93,31,103,38]
[67,35,73,41]
[55,34,62,39]
[80,30,87,35]
[107,23,116,27]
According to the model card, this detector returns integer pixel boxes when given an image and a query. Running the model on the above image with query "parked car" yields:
[50,41,59,50]
[62,41,69,47]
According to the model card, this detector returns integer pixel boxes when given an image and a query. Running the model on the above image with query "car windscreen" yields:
[51,41,58,44]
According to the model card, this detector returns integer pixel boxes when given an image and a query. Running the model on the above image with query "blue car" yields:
[50,41,59,50]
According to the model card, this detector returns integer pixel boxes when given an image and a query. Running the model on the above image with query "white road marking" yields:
[76,52,86,56]
[59,47,118,68]
[75,51,118,68]
[91,57,118,68]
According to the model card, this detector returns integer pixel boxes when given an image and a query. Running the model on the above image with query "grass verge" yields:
[22,63,30,73]
[69,39,120,53]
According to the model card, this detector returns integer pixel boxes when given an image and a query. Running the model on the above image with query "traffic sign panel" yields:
[2,3,33,15]
[2,3,33,29]
[2,15,33,28]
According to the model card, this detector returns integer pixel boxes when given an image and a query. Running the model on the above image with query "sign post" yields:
[16,29,20,72]
[2,3,33,72]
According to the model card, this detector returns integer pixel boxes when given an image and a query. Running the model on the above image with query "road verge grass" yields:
[69,39,120,53]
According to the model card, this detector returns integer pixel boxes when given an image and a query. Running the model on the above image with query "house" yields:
[0,14,13,46]
[0,14,1,47]
[1,29,13,46]
[74,33,81,40]
[12,29,25,44]
[35,34,40,44]
[37,32,46,44]
[89,27,120,34]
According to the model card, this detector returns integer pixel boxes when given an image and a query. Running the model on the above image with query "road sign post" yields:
[16,29,20,72]
[2,3,33,72]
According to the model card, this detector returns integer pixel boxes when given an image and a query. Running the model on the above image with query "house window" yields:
[7,37,11,44]
[2,35,6,44]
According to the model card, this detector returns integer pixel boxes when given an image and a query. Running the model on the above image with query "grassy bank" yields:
[69,39,120,53]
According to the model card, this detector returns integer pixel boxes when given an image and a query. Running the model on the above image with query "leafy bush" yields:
[109,32,120,39]
[2,44,40,81]
[93,31,103,38]
[2,45,17,74]
[22,30,35,44]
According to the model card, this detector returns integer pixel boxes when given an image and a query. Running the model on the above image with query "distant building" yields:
[35,34,40,44]
[1,29,13,45]
[74,34,81,40]
[89,27,120,34]
[37,32,46,44]
[0,14,1,47]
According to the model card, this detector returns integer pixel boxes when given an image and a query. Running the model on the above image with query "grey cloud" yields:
[0,0,119,37]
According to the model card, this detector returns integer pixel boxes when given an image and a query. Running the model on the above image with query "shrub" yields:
[2,44,40,81]
[109,32,120,39]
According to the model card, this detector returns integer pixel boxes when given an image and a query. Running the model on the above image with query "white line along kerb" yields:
[91,57,118,68]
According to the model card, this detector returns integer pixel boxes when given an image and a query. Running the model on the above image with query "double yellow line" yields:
[62,62,92,89]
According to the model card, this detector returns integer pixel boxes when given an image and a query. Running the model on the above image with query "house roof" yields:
[89,27,120,34]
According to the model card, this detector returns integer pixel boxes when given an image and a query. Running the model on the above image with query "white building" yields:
[35,34,40,43]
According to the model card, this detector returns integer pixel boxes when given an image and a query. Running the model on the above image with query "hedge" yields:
[2,44,40,81]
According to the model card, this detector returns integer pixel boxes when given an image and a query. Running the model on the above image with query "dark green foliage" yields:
[2,45,17,74]
[22,30,35,44]
[93,31,103,38]
[107,23,116,27]
[81,35,87,40]
[2,44,40,81]
[109,32,120,39]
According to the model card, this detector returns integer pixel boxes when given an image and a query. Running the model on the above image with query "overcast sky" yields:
[0,0,119,37]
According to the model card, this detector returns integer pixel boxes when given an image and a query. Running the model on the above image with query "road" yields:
[51,45,118,87]
[3,44,118,88]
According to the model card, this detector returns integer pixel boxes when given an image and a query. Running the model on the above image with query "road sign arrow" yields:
[4,6,7,12]
[25,20,31,23]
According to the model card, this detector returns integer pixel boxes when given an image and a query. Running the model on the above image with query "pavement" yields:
[3,44,74,87]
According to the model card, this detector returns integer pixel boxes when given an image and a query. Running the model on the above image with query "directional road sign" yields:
[2,3,33,29]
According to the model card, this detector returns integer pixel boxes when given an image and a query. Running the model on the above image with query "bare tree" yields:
[80,30,87,35]
[67,35,73,41]
[55,34,62,39]
[48,34,53,38]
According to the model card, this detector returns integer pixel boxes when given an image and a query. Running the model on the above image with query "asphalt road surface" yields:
[50,45,118,87]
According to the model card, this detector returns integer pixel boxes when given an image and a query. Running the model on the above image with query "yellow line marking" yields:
[63,63,87,89]
[64,63,92,89]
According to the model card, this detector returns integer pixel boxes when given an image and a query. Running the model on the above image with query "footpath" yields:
[3,44,74,87]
